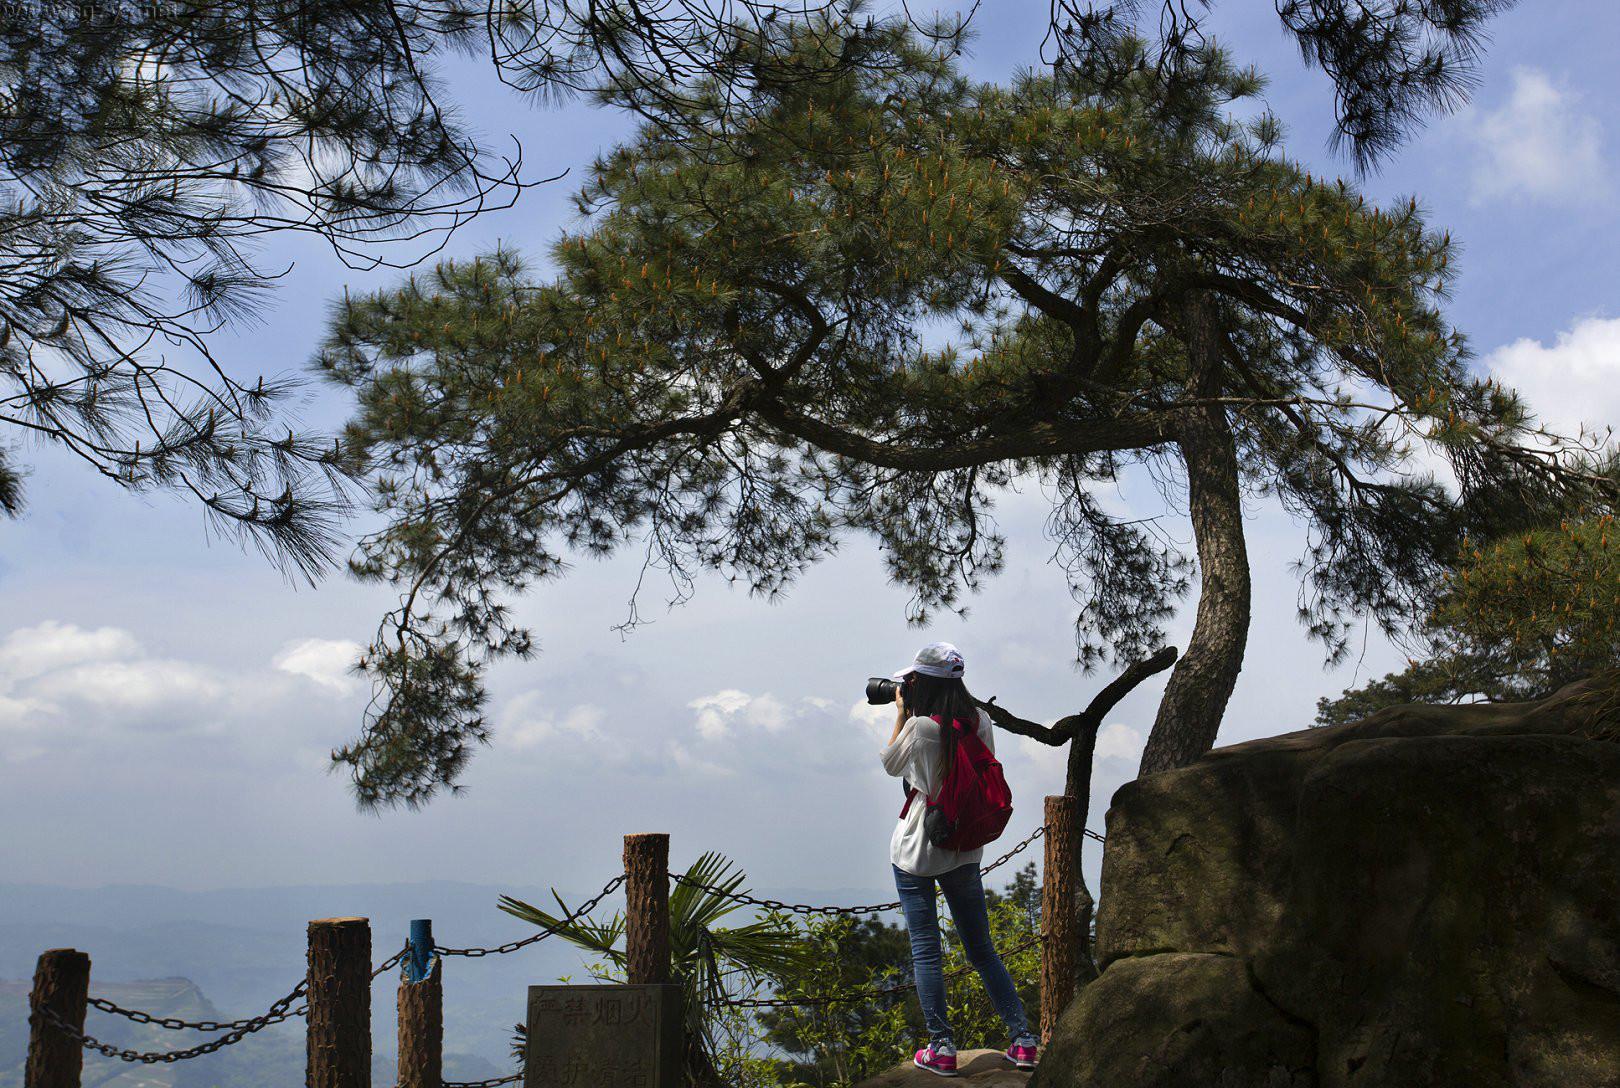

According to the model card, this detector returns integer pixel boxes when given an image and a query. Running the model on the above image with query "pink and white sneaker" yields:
[913,1044,959,1077]
[1004,1039,1039,1069]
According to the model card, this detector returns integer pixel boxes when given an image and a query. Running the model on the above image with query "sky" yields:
[4,0,1620,909]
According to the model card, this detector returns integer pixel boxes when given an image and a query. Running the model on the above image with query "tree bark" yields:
[306,918,371,1088]
[26,948,90,1088]
[1040,796,1082,1045]
[396,956,441,1088]
[623,833,671,985]
[1139,300,1252,775]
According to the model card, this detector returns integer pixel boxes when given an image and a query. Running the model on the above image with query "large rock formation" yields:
[1033,674,1620,1088]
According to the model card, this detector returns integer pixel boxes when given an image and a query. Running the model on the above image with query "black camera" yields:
[865,676,901,705]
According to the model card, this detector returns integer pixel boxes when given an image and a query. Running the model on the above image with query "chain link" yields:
[435,874,627,957]
[670,873,904,917]
[441,1074,524,1087]
[35,945,409,1064]
[978,825,1046,876]
[32,999,296,1065]
[670,822,1075,918]
[375,944,412,978]
[86,977,306,1034]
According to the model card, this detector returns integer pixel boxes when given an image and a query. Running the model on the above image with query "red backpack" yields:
[900,714,1013,851]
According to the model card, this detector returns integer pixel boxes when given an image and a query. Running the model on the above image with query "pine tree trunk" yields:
[1139,303,1251,775]
[306,918,371,1088]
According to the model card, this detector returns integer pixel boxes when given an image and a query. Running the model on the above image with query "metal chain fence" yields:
[30,946,410,1065]
[434,873,628,957]
[87,977,308,1034]
[669,821,1087,917]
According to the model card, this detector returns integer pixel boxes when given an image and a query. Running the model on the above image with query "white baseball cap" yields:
[891,641,966,680]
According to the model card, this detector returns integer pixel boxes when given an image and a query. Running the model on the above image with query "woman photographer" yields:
[879,641,1039,1076]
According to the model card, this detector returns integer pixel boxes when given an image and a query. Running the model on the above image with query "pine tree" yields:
[1317,502,1620,727]
[320,22,1612,808]
[3,3,1523,569]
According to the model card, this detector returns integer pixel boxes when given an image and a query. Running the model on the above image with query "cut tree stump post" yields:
[624,833,671,984]
[25,948,90,1088]
[1041,795,1081,1046]
[307,917,371,1088]
[396,920,441,1088]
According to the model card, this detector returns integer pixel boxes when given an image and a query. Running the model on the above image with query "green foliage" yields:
[323,17,1612,806]
[1053,1,1519,171]
[503,858,1042,1088]
[1317,505,1620,726]
[0,1,520,570]
[746,915,917,1086]
[1,0,899,569]
[747,864,1041,1088]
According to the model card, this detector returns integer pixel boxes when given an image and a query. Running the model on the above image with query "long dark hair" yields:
[902,672,979,774]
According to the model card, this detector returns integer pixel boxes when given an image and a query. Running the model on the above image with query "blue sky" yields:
[4,1,1619,905]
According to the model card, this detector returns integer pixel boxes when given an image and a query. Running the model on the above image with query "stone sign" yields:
[524,984,682,1088]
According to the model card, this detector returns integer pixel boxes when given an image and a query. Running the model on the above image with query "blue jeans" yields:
[893,862,1035,1049]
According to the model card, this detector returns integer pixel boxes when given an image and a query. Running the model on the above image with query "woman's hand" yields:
[889,680,908,744]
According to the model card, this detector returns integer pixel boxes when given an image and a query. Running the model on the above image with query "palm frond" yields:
[498,893,627,965]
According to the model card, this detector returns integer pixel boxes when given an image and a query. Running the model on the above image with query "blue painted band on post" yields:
[407,918,433,983]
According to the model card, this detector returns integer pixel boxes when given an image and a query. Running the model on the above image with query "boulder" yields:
[1036,953,1313,1087]
[1033,673,1620,1088]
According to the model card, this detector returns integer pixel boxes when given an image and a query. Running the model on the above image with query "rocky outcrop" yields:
[1032,673,1620,1088]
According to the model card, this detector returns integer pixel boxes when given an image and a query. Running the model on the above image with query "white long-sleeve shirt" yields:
[880,709,996,876]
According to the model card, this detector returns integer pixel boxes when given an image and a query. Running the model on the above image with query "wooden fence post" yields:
[307,917,371,1088]
[624,833,671,984]
[397,920,441,1088]
[1041,795,1081,1046]
[25,948,90,1088]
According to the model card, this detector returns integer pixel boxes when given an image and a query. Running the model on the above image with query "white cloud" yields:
[503,695,608,750]
[0,691,53,732]
[32,659,224,714]
[668,739,735,777]
[1016,732,1069,777]
[1468,68,1607,204]
[272,638,363,695]
[1484,315,1620,440]
[0,621,139,684]
[689,689,750,739]
[1094,722,1145,763]
[689,689,790,739]
[0,621,226,734]
[849,699,894,738]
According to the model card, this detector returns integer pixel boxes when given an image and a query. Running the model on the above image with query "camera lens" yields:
[865,677,900,705]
